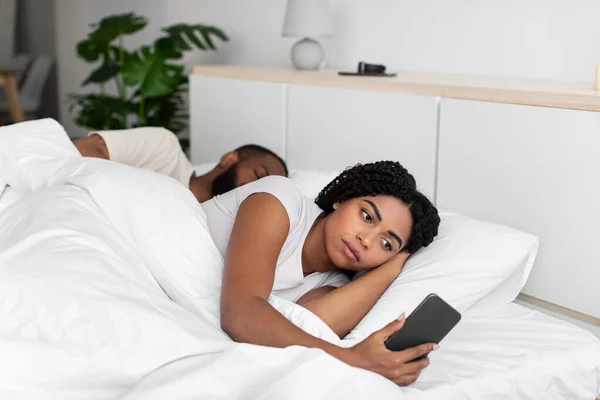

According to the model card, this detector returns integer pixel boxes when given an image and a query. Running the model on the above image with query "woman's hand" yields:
[378,251,410,277]
[339,315,436,386]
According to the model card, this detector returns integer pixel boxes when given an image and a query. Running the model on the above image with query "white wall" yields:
[56,0,600,137]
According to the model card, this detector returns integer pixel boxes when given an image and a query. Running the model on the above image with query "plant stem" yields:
[114,77,123,96]
[119,33,124,63]
[100,84,105,96]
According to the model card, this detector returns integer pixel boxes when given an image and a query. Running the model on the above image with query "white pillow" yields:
[288,169,339,199]
[345,211,539,340]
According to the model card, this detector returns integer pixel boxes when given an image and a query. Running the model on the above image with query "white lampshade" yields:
[282,0,333,38]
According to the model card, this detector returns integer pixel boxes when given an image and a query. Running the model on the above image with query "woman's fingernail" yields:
[432,344,440,351]
[397,313,406,321]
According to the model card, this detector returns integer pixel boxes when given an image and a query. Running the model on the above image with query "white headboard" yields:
[190,66,600,323]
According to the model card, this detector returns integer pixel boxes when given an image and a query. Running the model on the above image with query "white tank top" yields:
[201,176,348,302]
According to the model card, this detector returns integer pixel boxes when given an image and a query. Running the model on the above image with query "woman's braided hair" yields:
[314,161,440,254]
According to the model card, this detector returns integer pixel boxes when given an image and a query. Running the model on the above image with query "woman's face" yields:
[323,195,413,271]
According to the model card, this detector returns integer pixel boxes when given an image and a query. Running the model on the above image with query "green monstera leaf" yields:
[76,38,106,62]
[81,46,131,86]
[155,24,229,59]
[82,61,120,86]
[90,13,147,42]
[121,46,184,98]
[77,13,146,62]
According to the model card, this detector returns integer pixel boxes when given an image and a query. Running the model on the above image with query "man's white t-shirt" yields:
[89,127,195,187]
[202,176,349,302]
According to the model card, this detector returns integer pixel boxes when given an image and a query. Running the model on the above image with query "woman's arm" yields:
[297,253,408,338]
[220,192,434,386]
[220,192,344,351]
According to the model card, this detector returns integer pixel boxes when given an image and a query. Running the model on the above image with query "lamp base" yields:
[290,37,324,70]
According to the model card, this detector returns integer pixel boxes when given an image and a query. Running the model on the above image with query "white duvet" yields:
[1,119,599,400]
[0,120,401,399]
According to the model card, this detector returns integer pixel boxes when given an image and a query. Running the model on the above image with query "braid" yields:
[315,161,440,254]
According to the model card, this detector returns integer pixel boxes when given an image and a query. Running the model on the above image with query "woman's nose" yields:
[357,232,370,250]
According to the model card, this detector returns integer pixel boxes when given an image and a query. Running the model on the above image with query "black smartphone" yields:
[338,71,397,77]
[384,293,461,358]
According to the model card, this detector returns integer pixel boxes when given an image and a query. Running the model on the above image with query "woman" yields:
[202,161,440,386]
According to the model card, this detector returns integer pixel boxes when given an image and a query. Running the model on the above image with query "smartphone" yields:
[384,293,461,358]
[338,71,397,77]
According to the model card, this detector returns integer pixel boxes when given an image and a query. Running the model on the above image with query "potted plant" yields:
[68,12,228,135]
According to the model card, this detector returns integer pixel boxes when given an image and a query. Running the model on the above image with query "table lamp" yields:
[282,0,333,70]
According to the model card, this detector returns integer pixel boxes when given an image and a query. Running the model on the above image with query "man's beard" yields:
[212,165,238,196]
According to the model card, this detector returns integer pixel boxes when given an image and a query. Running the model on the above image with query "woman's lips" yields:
[342,239,361,262]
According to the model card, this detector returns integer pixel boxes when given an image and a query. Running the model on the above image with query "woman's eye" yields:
[361,210,372,223]
[381,238,392,252]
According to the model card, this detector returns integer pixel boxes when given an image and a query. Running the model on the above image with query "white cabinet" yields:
[190,76,439,200]
[437,98,600,318]
[190,75,287,164]
[287,85,439,199]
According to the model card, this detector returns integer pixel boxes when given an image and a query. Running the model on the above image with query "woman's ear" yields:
[219,151,239,169]
[333,202,339,210]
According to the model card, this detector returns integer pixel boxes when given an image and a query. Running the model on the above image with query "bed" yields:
[0,119,599,400]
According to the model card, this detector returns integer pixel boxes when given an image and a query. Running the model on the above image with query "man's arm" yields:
[73,134,109,159]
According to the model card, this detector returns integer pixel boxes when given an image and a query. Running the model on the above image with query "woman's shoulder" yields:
[239,176,309,227]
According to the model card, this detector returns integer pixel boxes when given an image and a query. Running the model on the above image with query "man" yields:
[73,127,288,203]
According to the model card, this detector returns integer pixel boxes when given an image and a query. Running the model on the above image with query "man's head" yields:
[212,144,288,196]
